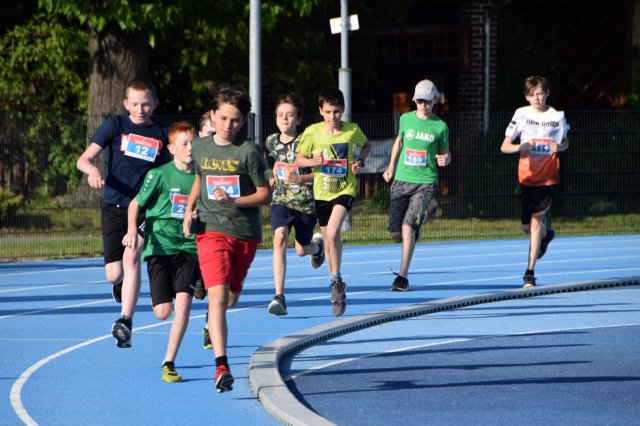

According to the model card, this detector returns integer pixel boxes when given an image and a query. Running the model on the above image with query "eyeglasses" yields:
[415,99,433,105]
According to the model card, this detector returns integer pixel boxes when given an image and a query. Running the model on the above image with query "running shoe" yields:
[112,317,132,348]
[330,279,347,317]
[193,278,206,300]
[203,327,212,350]
[390,274,409,292]
[215,365,234,393]
[268,294,288,316]
[537,229,555,259]
[162,362,182,383]
[310,233,325,269]
[523,273,536,288]
[112,281,122,303]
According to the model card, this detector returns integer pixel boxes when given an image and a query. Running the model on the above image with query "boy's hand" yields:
[213,188,235,207]
[382,168,394,183]
[183,214,193,237]
[311,151,323,167]
[350,159,363,174]
[283,168,299,184]
[121,230,138,249]
[436,153,450,167]
[87,170,105,189]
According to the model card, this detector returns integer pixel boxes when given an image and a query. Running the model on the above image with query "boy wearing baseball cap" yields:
[382,78,451,291]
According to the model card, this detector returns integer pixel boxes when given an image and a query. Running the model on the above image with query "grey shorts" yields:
[388,181,437,235]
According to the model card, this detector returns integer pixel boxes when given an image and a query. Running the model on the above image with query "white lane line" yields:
[284,322,640,382]
[0,282,105,294]
[0,266,104,278]
[0,299,111,320]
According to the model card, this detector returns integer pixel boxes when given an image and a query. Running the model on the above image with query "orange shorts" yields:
[195,231,261,294]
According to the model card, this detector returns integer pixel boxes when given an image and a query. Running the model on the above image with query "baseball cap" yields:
[412,79,439,102]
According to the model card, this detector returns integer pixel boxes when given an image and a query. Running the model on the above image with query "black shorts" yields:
[147,252,200,306]
[270,204,317,246]
[101,204,145,265]
[315,195,354,227]
[520,185,554,225]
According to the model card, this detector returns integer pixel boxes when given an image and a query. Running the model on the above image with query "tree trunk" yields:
[87,22,149,135]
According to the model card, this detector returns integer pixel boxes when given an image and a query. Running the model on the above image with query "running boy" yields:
[265,93,324,316]
[501,75,569,288]
[122,121,198,381]
[382,79,451,291]
[76,79,168,347]
[295,87,371,317]
[183,84,271,393]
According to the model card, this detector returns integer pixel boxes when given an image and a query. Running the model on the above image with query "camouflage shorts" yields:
[388,181,437,234]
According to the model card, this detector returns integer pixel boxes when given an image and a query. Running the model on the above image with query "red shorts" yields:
[195,231,260,294]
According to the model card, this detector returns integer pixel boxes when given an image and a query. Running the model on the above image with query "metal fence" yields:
[1,111,639,261]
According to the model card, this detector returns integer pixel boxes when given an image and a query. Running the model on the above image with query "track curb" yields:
[249,277,640,426]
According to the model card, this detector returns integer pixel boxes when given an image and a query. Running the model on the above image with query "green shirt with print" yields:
[394,112,449,185]
[135,161,197,260]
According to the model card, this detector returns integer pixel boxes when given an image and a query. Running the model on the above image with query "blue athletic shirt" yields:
[91,115,168,207]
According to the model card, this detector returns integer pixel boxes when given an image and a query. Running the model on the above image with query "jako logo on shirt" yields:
[406,129,435,142]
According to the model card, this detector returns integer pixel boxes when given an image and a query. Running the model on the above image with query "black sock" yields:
[215,355,228,368]
[162,361,174,368]
[525,269,534,276]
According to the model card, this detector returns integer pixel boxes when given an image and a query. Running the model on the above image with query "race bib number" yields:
[170,194,189,218]
[404,149,427,166]
[320,159,347,178]
[122,134,161,162]
[530,138,553,156]
[206,175,240,199]
[275,162,300,179]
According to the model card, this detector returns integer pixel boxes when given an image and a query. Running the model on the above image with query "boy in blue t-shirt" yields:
[76,79,168,348]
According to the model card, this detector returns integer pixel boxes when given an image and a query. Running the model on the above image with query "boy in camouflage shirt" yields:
[265,93,324,316]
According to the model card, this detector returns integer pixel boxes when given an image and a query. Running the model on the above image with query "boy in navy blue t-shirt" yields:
[77,79,168,348]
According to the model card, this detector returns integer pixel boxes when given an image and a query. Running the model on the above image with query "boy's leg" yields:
[527,209,548,271]
[399,223,417,277]
[163,292,192,364]
[323,204,349,277]
[272,225,290,296]
[120,237,143,319]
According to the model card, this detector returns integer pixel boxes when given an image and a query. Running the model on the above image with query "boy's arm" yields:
[218,185,271,208]
[501,136,532,154]
[76,143,105,188]
[295,152,323,168]
[383,136,403,183]
[122,198,141,250]
[351,139,372,175]
[551,137,569,153]
[183,173,201,237]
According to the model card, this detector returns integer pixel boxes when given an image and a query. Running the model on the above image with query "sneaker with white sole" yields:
[330,279,347,317]
[523,273,536,288]
[268,294,288,316]
[310,233,325,269]
[112,317,132,348]
[215,365,234,393]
